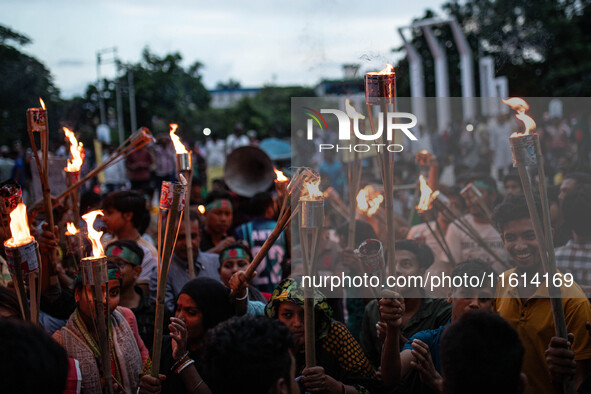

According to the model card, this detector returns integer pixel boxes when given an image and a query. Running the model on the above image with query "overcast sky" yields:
[1,0,443,98]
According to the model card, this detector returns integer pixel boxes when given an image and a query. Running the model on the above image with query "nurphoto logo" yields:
[304,106,419,153]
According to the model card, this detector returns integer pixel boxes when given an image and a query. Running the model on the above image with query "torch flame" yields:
[5,203,34,247]
[502,97,536,137]
[65,222,79,236]
[169,123,188,154]
[39,97,46,110]
[82,210,104,258]
[356,185,384,217]
[197,205,205,214]
[63,127,84,172]
[274,168,288,182]
[302,178,323,201]
[345,99,366,120]
[416,175,434,213]
[378,64,394,75]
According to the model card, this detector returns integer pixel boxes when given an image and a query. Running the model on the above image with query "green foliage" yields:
[395,0,591,97]
[0,25,59,146]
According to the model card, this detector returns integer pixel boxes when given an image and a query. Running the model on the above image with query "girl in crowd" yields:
[141,277,235,394]
[52,262,149,394]
[265,277,379,394]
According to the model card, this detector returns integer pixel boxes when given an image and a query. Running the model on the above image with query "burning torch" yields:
[152,180,186,378]
[80,210,114,394]
[57,127,156,201]
[170,123,195,279]
[364,65,396,276]
[504,98,571,394]
[63,127,85,263]
[3,203,41,324]
[415,175,455,266]
[26,98,54,231]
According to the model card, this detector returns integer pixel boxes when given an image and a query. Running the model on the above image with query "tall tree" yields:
[0,25,59,145]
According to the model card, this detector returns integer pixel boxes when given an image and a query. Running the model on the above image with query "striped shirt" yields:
[556,240,591,297]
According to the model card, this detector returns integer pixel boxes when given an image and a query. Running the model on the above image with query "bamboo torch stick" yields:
[170,123,195,279]
[152,180,186,377]
[80,210,113,394]
[26,98,54,230]
[299,175,324,368]
[365,65,396,277]
[503,98,572,394]
[345,99,364,250]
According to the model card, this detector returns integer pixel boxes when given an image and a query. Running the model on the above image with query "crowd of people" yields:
[1,110,591,394]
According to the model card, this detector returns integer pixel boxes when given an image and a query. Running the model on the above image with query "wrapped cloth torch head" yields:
[3,203,38,274]
[364,65,395,105]
[159,181,186,211]
[4,240,39,275]
[26,99,48,133]
[355,239,385,277]
[80,257,108,286]
[0,179,23,216]
[510,134,538,167]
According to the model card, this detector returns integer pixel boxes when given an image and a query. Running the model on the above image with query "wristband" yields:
[176,359,195,374]
[235,287,249,301]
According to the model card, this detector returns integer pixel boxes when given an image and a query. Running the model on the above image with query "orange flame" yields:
[63,127,84,172]
[378,64,394,75]
[345,99,366,120]
[169,123,188,154]
[274,168,288,182]
[39,97,46,110]
[301,178,323,201]
[5,203,34,247]
[82,210,104,258]
[367,64,395,76]
[65,222,79,236]
[502,97,537,137]
[356,185,384,217]
[416,175,435,213]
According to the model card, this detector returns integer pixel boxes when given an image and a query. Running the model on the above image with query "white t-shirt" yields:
[444,214,510,274]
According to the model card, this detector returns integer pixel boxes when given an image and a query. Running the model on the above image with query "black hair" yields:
[336,219,378,248]
[202,316,294,394]
[205,190,233,205]
[562,184,591,237]
[80,190,102,215]
[502,172,521,186]
[106,239,145,263]
[441,310,524,394]
[249,191,274,217]
[0,319,69,394]
[492,193,542,233]
[102,190,148,229]
[467,172,498,193]
[451,259,495,290]
[547,185,560,205]
[218,242,253,267]
[395,239,434,270]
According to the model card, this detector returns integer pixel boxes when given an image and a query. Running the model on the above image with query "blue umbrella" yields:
[259,137,291,160]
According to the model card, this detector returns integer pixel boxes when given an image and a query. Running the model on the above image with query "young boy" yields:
[493,194,591,394]
[379,259,495,392]
[106,239,168,352]
[102,191,158,295]
[201,190,235,254]
[360,240,451,370]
